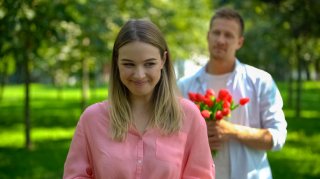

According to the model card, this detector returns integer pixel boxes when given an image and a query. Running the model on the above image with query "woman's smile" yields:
[118,41,165,99]
[132,80,148,87]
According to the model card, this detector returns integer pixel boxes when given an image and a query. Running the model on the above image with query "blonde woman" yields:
[63,19,214,179]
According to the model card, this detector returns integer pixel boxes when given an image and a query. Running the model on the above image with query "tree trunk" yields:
[24,52,31,149]
[287,65,294,108]
[303,60,311,81]
[0,83,4,101]
[81,58,89,110]
[92,62,99,100]
[0,62,7,101]
[315,59,319,80]
[295,43,302,118]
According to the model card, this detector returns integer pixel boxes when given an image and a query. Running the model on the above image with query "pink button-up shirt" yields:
[63,99,215,179]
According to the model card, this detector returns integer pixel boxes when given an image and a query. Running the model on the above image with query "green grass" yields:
[267,81,320,179]
[0,84,108,179]
[0,82,320,178]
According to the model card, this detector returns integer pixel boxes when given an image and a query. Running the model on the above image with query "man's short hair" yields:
[209,8,244,36]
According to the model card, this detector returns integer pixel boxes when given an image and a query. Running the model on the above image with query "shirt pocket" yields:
[156,131,187,166]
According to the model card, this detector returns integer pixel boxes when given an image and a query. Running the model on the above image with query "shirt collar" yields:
[194,59,245,89]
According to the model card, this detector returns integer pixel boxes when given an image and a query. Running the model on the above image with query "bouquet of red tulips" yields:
[188,89,250,157]
[188,88,250,121]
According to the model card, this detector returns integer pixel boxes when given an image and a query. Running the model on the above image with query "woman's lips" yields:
[132,80,147,86]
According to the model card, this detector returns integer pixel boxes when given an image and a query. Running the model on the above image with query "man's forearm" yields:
[231,124,273,150]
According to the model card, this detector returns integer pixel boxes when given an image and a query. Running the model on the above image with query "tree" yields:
[261,0,320,117]
[1,0,76,149]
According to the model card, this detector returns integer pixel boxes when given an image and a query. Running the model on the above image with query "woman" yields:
[63,19,214,179]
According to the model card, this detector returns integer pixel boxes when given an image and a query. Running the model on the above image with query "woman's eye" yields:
[123,63,134,67]
[145,63,155,67]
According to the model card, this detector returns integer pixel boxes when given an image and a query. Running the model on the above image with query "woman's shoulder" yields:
[180,98,205,131]
[79,100,110,124]
[179,98,205,123]
[83,100,109,115]
[179,97,197,110]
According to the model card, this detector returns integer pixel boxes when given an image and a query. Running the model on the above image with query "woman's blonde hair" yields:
[109,19,182,141]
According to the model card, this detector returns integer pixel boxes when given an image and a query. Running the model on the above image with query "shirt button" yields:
[137,160,142,164]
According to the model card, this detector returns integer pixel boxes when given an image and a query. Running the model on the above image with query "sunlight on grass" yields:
[0,125,24,147]
[1,85,24,99]
[269,131,320,177]
[270,147,320,176]
[284,109,320,118]
[1,82,319,179]
[303,81,320,89]
[284,109,294,117]
[30,84,108,100]
[0,125,75,148]
[300,110,320,118]
[2,83,108,101]
[287,131,320,154]
[32,127,75,141]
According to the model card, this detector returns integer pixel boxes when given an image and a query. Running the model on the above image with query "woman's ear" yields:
[161,51,167,68]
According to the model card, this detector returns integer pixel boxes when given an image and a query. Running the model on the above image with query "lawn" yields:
[0,82,319,178]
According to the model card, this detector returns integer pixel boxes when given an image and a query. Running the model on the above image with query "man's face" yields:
[207,18,244,61]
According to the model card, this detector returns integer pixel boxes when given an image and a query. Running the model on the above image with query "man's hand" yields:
[207,120,235,150]
[207,119,273,150]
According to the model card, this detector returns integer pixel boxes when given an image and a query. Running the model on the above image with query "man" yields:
[178,8,287,179]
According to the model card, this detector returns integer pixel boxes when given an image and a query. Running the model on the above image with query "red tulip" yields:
[239,98,250,106]
[218,89,230,100]
[196,93,205,102]
[222,101,230,108]
[216,98,221,103]
[189,89,249,123]
[201,110,211,119]
[226,94,232,103]
[205,89,215,98]
[215,110,223,120]
[204,97,214,107]
[188,92,197,102]
[222,108,231,116]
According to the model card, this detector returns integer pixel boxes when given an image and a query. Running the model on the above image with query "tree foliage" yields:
[1,0,319,147]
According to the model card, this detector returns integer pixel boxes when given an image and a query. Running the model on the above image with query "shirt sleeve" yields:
[182,106,215,179]
[63,113,93,179]
[260,77,287,151]
[177,78,188,98]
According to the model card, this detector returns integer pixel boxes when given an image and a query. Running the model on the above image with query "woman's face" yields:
[118,41,165,100]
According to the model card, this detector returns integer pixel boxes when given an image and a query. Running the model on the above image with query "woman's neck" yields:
[130,95,152,110]
[130,97,152,134]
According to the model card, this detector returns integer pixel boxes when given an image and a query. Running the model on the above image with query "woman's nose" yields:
[133,66,146,78]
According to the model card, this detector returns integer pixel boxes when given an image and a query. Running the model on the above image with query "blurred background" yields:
[0,0,319,178]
